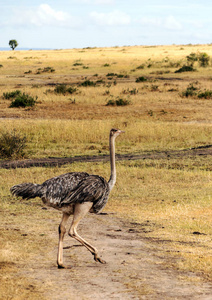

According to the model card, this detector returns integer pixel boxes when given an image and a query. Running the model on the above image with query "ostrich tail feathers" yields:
[10,183,42,200]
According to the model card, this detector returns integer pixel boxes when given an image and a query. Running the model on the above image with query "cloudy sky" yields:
[1,0,211,49]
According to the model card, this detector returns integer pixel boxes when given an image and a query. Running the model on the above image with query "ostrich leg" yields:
[57,213,70,268]
[68,202,106,264]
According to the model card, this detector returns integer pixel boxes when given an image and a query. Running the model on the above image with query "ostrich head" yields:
[110,128,125,138]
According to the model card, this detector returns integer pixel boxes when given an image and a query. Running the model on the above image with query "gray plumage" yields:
[10,128,124,268]
[10,172,109,214]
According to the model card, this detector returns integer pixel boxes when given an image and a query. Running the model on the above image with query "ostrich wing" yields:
[60,175,110,213]
[41,172,89,205]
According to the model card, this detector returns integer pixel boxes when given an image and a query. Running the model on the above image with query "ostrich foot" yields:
[93,254,106,264]
[58,264,67,269]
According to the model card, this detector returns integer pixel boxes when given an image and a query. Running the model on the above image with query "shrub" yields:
[136,64,145,70]
[66,86,77,94]
[186,52,198,66]
[198,52,210,67]
[54,84,67,94]
[10,93,37,108]
[106,73,117,77]
[151,85,159,91]
[181,83,198,98]
[0,130,27,159]
[106,99,116,106]
[73,62,83,66]
[43,66,55,73]
[54,85,77,95]
[175,65,195,73]
[96,79,105,84]
[197,90,212,99]
[106,73,129,79]
[115,97,131,106]
[186,52,210,68]
[122,88,138,95]
[106,97,131,106]
[3,90,21,100]
[136,76,147,82]
[36,67,55,74]
[80,80,96,87]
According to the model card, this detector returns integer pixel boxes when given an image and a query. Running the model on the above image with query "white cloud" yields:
[6,4,82,28]
[138,15,182,31]
[139,17,162,27]
[30,4,70,26]
[164,15,182,30]
[90,10,131,26]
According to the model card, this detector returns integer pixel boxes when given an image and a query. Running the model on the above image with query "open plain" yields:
[0,44,212,299]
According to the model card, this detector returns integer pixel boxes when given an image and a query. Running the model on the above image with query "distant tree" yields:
[198,52,210,67]
[9,39,18,50]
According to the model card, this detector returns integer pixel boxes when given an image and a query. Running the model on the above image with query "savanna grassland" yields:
[0,45,212,298]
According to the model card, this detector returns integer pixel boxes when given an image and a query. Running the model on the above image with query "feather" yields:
[60,175,110,213]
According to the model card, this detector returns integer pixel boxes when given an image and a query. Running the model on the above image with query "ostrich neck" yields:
[108,136,116,191]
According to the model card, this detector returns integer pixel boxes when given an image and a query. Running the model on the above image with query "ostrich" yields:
[10,128,124,268]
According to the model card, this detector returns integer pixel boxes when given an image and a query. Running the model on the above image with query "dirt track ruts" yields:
[1,145,212,169]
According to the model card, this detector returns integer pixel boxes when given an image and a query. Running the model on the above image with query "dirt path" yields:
[19,212,212,300]
[1,145,212,169]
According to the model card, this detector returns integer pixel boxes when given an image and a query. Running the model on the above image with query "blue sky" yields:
[0,0,211,49]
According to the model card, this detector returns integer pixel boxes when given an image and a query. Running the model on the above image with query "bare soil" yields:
[19,212,212,300]
[1,145,212,169]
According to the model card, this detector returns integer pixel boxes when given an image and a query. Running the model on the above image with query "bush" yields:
[54,85,77,95]
[106,73,129,79]
[106,97,131,106]
[186,52,210,68]
[136,76,147,82]
[198,52,210,67]
[186,52,198,66]
[43,67,55,73]
[80,80,96,87]
[106,73,117,77]
[175,65,195,73]
[73,62,83,66]
[136,64,145,70]
[197,90,212,99]
[36,67,55,74]
[66,86,77,94]
[54,84,67,94]
[181,84,212,99]
[182,83,198,97]
[181,83,198,98]
[0,130,27,159]
[3,90,21,100]
[10,93,37,108]
[122,88,138,95]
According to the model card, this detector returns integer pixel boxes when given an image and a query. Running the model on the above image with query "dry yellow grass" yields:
[0,45,212,297]
[0,118,211,158]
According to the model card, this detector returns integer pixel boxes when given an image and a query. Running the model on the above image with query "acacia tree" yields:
[9,39,18,50]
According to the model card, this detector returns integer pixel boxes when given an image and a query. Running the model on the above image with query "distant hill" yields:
[0,47,52,51]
